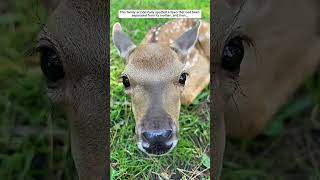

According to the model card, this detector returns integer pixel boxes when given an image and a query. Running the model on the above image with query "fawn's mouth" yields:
[137,139,178,156]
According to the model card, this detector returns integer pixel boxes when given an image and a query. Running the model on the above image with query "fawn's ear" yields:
[41,0,61,13]
[112,23,136,61]
[224,0,270,18]
[216,0,270,31]
[224,0,245,9]
[171,20,201,59]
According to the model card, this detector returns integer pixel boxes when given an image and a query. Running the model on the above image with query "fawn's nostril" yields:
[142,130,172,143]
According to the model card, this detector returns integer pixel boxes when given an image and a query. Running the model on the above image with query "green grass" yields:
[110,0,210,179]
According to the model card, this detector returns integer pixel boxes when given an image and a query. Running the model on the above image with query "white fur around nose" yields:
[137,139,178,156]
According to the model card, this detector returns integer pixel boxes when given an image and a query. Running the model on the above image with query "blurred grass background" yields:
[110,0,210,179]
[0,0,319,179]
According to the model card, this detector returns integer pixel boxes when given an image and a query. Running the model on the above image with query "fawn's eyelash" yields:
[225,30,255,48]
[25,45,38,57]
[237,34,254,47]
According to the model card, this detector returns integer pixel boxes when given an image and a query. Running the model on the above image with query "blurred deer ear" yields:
[224,0,270,16]
[41,0,61,13]
[171,20,201,58]
[112,23,136,61]
[225,0,245,9]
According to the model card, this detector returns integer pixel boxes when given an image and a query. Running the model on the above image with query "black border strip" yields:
[105,0,110,179]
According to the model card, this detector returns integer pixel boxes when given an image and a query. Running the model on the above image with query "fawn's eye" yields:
[40,47,65,82]
[122,75,130,88]
[222,37,244,71]
[179,72,188,85]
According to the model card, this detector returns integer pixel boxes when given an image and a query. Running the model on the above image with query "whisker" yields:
[231,93,240,113]
[227,77,248,112]
[235,79,247,98]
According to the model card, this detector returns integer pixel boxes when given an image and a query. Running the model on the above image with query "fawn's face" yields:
[35,0,108,178]
[123,44,185,155]
[113,22,200,155]
[212,0,270,123]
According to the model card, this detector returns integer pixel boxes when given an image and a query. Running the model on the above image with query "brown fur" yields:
[143,19,210,104]
[122,43,184,151]
[128,44,179,70]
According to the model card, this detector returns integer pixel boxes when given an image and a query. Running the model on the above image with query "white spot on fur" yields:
[185,61,191,68]
[198,35,205,41]
[185,53,199,69]
[198,32,210,41]
[205,32,210,38]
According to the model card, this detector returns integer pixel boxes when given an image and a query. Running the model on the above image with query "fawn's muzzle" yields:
[136,106,179,155]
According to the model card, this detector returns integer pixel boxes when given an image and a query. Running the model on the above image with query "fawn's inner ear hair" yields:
[170,21,201,57]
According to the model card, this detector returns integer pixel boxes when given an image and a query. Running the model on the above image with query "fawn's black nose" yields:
[143,130,172,143]
[142,130,173,155]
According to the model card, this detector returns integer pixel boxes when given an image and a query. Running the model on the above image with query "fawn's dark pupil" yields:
[122,76,130,88]
[40,47,64,82]
[222,37,244,71]
[179,73,188,85]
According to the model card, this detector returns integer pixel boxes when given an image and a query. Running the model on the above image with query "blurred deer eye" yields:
[179,72,188,85]
[222,37,244,71]
[122,76,130,88]
[40,47,64,82]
